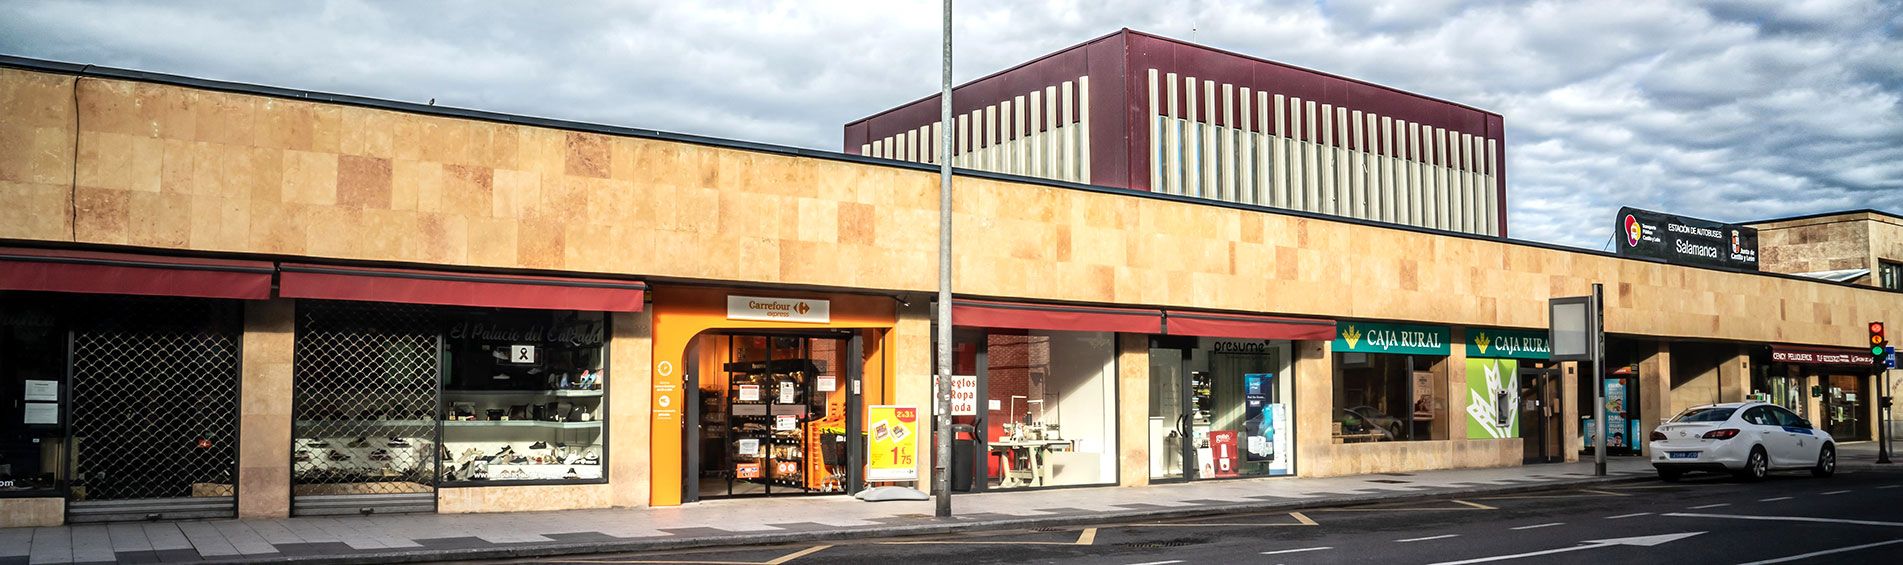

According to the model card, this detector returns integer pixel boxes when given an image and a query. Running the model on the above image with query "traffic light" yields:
[1872,321,1889,358]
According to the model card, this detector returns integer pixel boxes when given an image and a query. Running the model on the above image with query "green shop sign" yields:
[1465,328,1551,360]
[1333,322,1450,355]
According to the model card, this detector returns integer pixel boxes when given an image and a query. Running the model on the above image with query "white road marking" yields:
[1260,547,1332,555]
[1820,490,1851,495]
[1734,538,1903,565]
[1124,560,1184,565]
[1689,503,1730,509]
[1603,512,1651,519]
[1425,532,1705,565]
[1878,485,1900,489]
[1663,512,1903,527]
[1758,496,1792,502]
[1396,534,1460,543]
[1510,522,1563,530]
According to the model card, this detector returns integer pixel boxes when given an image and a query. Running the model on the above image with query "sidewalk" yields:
[4,457,1679,565]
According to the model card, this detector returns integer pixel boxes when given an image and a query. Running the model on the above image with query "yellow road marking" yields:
[765,545,831,564]
[1579,488,1631,496]
[1452,499,1497,510]
[1292,511,1318,525]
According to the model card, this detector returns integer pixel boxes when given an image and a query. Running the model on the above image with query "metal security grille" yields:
[67,297,241,523]
[291,300,441,515]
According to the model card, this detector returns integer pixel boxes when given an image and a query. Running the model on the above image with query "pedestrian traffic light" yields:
[1872,321,1889,357]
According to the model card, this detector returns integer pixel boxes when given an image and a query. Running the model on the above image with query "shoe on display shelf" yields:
[564,467,580,479]
[293,450,312,462]
[326,450,351,461]
[347,437,370,448]
[368,449,392,462]
[388,437,411,448]
[581,452,600,465]
[529,441,548,450]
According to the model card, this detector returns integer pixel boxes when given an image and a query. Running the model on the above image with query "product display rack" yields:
[724,357,824,493]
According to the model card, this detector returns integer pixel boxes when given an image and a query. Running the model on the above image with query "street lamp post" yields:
[933,0,954,519]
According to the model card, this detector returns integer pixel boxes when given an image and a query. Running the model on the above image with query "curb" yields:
[198,473,1659,564]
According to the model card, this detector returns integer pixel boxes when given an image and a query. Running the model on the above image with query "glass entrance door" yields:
[694,333,856,499]
[1519,368,1561,464]
[1146,348,1188,481]
[1823,374,1866,440]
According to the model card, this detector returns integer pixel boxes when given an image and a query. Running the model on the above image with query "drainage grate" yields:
[291,301,441,514]
[1118,538,1209,549]
[67,296,241,522]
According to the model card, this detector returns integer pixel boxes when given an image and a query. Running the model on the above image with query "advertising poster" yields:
[1268,404,1292,475]
[1411,371,1436,420]
[1464,358,1520,439]
[1207,430,1240,478]
[1243,373,1272,462]
[866,405,918,482]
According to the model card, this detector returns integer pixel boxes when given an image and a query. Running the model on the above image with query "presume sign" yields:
[1615,206,1758,272]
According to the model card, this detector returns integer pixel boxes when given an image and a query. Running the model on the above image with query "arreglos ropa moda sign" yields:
[1616,206,1759,272]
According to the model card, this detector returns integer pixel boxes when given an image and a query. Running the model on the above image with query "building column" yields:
[1637,341,1672,458]
[238,299,294,519]
[1293,340,1333,476]
[895,301,934,488]
[1718,346,1752,403]
[608,308,652,508]
[1117,333,1150,487]
[1562,361,1580,462]
[1444,328,1468,442]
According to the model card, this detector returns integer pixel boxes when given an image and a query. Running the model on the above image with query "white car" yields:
[1648,401,1835,481]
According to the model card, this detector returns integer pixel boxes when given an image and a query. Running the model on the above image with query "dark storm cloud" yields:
[3,0,1897,249]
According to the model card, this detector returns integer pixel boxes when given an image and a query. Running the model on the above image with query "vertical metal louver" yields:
[291,301,440,515]
[67,296,241,523]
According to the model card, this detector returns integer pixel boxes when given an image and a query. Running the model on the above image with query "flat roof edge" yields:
[2,54,1892,296]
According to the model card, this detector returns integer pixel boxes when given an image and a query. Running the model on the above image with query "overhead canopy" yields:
[951,299,1163,334]
[278,263,646,312]
[1163,310,1337,341]
[0,247,273,300]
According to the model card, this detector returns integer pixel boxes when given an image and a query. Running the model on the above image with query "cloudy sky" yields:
[4,0,1898,249]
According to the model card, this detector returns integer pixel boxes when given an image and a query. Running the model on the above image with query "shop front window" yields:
[439,310,607,484]
[1150,338,1295,479]
[1,297,63,496]
[1333,353,1446,442]
[980,330,1117,489]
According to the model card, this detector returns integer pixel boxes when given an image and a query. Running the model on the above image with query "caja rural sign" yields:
[1616,207,1758,272]
[1465,328,1551,360]
[1334,322,1450,356]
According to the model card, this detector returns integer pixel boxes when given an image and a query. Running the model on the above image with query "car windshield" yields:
[1672,407,1737,422]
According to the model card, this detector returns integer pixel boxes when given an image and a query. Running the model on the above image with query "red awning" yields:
[952,299,1163,334]
[278,263,645,312]
[1163,310,1337,340]
[1770,345,1877,367]
[0,247,273,300]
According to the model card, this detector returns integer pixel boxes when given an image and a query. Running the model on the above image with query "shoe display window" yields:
[438,310,608,485]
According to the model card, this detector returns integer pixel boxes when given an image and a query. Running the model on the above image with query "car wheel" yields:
[1734,447,1768,482]
[1657,468,1683,482]
[1811,445,1835,478]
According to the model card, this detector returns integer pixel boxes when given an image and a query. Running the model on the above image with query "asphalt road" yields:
[472,466,1903,565]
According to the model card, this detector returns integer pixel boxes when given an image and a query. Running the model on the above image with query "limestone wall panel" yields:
[3,68,1897,349]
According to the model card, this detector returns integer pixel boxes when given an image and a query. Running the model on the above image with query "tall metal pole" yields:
[1878,367,1891,464]
[1592,283,1607,476]
[933,0,954,519]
